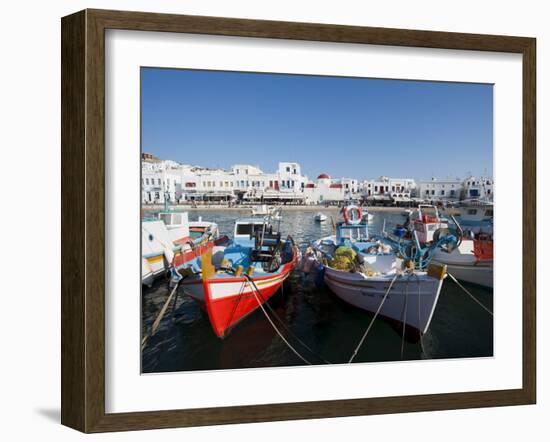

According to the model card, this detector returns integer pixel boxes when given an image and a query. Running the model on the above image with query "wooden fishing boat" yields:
[180,217,299,338]
[311,205,447,334]
[141,211,228,287]
[432,236,493,288]
[407,204,449,244]
[384,206,493,289]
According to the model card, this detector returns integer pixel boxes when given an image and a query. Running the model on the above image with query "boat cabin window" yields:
[236,223,265,236]
[485,209,493,217]
[467,209,478,215]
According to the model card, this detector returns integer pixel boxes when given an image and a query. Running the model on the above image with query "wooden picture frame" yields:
[61,9,536,433]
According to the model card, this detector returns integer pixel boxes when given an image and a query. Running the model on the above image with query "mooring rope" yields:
[243,276,313,365]
[141,278,181,351]
[244,275,332,364]
[447,272,493,316]
[413,272,427,358]
[401,275,410,360]
[348,273,399,363]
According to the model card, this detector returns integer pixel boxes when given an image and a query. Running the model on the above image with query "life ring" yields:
[343,205,362,225]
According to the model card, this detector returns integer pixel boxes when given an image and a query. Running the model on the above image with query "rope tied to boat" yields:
[243,275,332,365]
[447,272,493,316]
[348,273,400,363]
[141,269,185,351]
[401,275,411,360]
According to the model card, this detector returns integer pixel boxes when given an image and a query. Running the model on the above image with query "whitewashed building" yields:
[463,176,494,201]
[417,177,462,202]
[360,177,417,204]
[302,173,347,204]
[141,167,183,204]
[167,161,306,203]
[141,153,493,206]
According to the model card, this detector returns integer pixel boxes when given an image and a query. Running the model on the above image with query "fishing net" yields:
[328,246,358,271]
[334,246,357,261]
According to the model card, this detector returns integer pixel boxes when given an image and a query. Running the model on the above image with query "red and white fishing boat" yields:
[141,211,228,287]
[180,217,299,338]
[408,204,449,244]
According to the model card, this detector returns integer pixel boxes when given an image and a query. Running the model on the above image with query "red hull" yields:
[203,247,298,338]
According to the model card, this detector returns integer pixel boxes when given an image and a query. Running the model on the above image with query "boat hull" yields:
[324,267,444,334]
[431,239,493,288]
[433,261,493,288]
[182,248,298,338]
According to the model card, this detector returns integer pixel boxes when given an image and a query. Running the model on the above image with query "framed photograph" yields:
[61,9,536,432]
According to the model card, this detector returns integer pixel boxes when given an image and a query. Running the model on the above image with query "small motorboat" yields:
[314,212,327,222]
[311,205,447,335]
[270,206,283,221]
[362,212,374,223]
[180,217,298,338]
[141,211,228,287]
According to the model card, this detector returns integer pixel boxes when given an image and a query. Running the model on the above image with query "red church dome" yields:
[317,173,330,179]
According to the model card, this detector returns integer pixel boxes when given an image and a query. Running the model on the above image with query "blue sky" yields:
[141,68,493,181]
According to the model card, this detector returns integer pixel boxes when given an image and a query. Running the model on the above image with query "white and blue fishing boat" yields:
[180,217,299,338]
[430,201,494,288]
[308,205,448,334]
[452,199,493,236]
[384,205,493,289]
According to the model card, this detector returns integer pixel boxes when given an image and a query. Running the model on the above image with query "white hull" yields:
[432,240,493,288]
[314,213,327,222]
[433,262,493,288]
[362,213,374,223]
[324,267,444,334]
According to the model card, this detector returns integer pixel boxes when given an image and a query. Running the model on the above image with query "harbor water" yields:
[141,209,493,373]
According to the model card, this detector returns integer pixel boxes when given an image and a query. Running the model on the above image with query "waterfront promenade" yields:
[142,204,461,215]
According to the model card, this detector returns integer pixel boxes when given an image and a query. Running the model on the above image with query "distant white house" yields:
[359,176,417,204]
[417,177,462,202]
[302,173,347,204]
[463,176,494,201]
